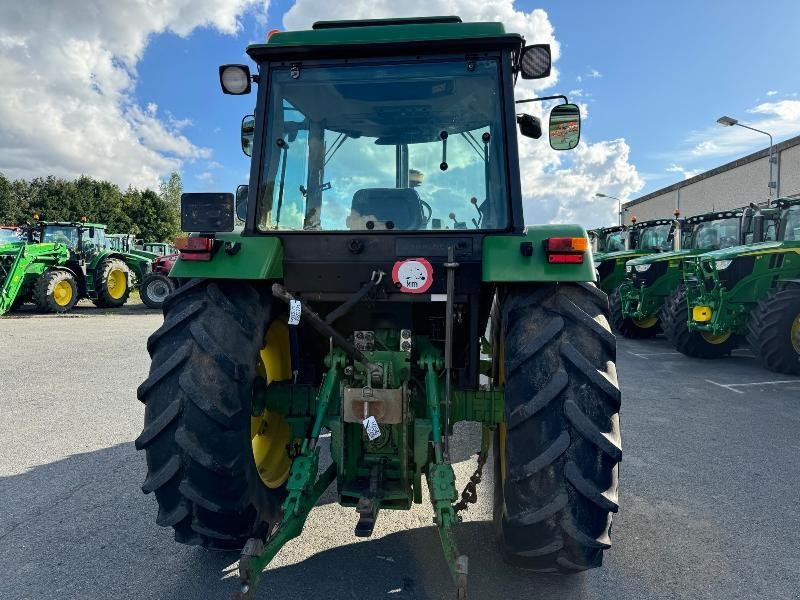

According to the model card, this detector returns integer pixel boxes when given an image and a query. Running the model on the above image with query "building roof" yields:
[623,134,800,210]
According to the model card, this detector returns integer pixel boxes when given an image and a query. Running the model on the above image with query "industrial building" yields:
[622,134,800,223]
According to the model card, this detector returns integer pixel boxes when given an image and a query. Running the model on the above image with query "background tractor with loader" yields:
[0,220,152,314]
[135,17,621,599]
[663,197,800,369]
[593,216,682,294]
[611,205,777,339]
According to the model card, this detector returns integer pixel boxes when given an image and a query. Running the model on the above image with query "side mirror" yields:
[519,44,551,79]
[235,185,248,222]
[549,103,581,150]
[180,193,235,233]
[241,115,255,157]
[516,114,542,139]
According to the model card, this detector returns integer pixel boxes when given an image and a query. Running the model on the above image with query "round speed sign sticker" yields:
[392,258,434,294]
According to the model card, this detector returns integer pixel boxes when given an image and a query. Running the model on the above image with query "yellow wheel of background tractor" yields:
[106,268,127,300]
[33,268,78,313]
[93,258,131,308]
[52,279,74,307]
[252,319,294,488]
[700,331,733,345]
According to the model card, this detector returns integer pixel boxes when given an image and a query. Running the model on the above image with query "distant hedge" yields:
[0,171,182,242]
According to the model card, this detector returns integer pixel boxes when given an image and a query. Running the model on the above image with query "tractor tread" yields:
[506,370,568,430]
[134,398,181,450]
[32,268,78,313]
[496,282,620,573]
[746,286,800,374]
[510,431,570,482]
[136,279,283,549]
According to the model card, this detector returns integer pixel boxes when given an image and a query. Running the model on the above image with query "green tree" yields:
[159,171,182,212]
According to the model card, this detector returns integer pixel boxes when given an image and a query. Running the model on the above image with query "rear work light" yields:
[174,236,213,261]
[544,236,587,264]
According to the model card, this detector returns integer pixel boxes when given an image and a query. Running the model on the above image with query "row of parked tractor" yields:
[0,218,179,315]
[590,195,800,374]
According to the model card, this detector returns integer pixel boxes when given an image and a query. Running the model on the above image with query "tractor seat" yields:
[348,188,425,230]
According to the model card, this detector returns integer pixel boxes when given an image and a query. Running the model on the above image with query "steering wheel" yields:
[420,199,433,225]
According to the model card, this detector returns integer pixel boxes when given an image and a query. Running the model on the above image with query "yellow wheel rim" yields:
[52,280,73,306]
[701,331,732,345]
[632,316,658,329]
[251,320,294,488]
[106,268,127,299]
[791,313,800,354]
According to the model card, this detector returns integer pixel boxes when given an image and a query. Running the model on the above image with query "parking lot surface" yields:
[2,304,799,599]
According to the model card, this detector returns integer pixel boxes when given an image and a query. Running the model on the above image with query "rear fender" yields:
[482,225,596,282]
[169,234,283,280]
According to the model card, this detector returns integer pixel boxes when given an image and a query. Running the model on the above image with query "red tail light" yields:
[174,236,213,261]
[548,254,584,264]
[544,236,587,264]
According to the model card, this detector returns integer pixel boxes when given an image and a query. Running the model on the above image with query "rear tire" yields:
[494,282,621,572]
[661,287,738,358]
[746,286,800,375]
[135,279,284,548]
[140,273,175,309]
[609,287,659,338]
[93,257,130,308]
[33,269,78,313]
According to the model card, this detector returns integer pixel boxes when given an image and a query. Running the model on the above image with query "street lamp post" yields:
[595,192,622,225]
[717,115,778,204]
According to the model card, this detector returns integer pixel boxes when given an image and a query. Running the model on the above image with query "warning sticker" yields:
[391,258,434,294]
[288,299,301,325]
[363,416,381,441]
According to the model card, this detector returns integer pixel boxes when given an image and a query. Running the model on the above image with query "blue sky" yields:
[130,0,800,201]
[2,0,799,226]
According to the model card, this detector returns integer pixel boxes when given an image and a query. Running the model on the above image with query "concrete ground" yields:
[1,303,799,600]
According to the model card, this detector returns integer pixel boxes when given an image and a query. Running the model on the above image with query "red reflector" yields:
[179,252,212,261]
[546,237,588,252]
[175,236,213,252]
[548,253,584,264]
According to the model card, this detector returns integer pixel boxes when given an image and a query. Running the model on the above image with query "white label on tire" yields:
[288,299,301,325]
[362,416,381,441]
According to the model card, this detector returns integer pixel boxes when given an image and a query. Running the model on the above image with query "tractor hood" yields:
[627,249,693,266]
[0,241,25,255]
[695,240,800,261]
[594,249,649,265]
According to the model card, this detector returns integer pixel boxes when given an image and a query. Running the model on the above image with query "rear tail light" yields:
[545,236,587,264]
[174,236,213,261]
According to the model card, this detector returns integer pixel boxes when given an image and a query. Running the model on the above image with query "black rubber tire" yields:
[609,286,659,338]
[661,287,738,358]
[746,285,800,375]
[494,282,621,572]
[93,257,130,308]
[135,279,284,549]
[33,269,78,313]
[140,273,175,309]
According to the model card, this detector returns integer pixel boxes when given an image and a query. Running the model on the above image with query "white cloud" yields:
[682,99,800,160]
[281,1,642,227]
[666,163,701,180]
[196,171,215,188]
[587,68,602,79]
[766,90,778,96]
[0,0,264,189]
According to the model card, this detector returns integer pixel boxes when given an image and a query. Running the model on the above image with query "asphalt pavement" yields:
[1,302,799,600]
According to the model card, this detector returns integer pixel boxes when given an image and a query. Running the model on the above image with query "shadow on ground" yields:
[0,442,594,600]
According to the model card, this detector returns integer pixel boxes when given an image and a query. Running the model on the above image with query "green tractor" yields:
[612,205,777,338]
[593,216,682,294]
[140,241,177,256]
[588,225,627,259]
[665,197,800,369]
[135,17,621,599]
[0,220,153,314]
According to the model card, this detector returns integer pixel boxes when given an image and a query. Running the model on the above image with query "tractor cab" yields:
[35,221,107,259]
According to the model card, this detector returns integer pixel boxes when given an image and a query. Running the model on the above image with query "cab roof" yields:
[41,221,106,229]
[247,16,523,61]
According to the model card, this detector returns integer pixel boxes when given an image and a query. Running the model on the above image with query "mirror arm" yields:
[515,94,568,105]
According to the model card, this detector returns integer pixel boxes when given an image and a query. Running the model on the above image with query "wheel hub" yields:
[106,268,127,299]
[147,280,171,303]
[53,280,73,306]
[701,331,732,345]
[632,316,658,329]
[791,313,800,354]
